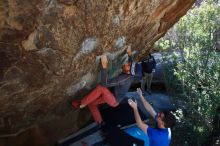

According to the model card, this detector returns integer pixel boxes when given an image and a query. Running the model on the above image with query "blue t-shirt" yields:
[147,127,171,146]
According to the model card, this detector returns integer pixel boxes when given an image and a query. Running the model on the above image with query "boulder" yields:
[0,0,195,145]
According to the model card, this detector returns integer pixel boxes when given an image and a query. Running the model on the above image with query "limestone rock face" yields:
[0,0,195,145]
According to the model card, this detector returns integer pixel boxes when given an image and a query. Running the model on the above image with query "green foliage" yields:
[157,1,220,145]
[175,50,220,116]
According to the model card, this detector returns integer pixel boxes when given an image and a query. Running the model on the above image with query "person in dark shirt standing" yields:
[72,46,142,124]
[141,53,156,95]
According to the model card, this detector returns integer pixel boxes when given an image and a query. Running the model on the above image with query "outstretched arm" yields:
[126,45,133,63]
[136,88,157,118]
[100,55,130,87]
[128,99,148,134]
[101,55,108,69]
[101,45,132,69]
[100,47,132,87]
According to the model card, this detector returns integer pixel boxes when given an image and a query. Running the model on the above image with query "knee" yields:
[97,84,108,91]
[112,102,119,107]
[96,84,104,89]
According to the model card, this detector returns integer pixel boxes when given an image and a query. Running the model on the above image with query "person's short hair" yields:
[162,111,176,129]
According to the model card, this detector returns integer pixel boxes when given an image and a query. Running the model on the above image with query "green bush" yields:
[157,1,220,145]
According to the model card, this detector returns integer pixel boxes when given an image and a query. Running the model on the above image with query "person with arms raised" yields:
[72,46,142,124]
[128,88,176,146]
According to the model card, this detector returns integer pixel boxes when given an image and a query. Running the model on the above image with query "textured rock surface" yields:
[0,0,195,145]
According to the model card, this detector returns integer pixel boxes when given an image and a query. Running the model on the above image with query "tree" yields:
[157,1,220,145]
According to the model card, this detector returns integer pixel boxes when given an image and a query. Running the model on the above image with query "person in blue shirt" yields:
[128,88,176,146]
